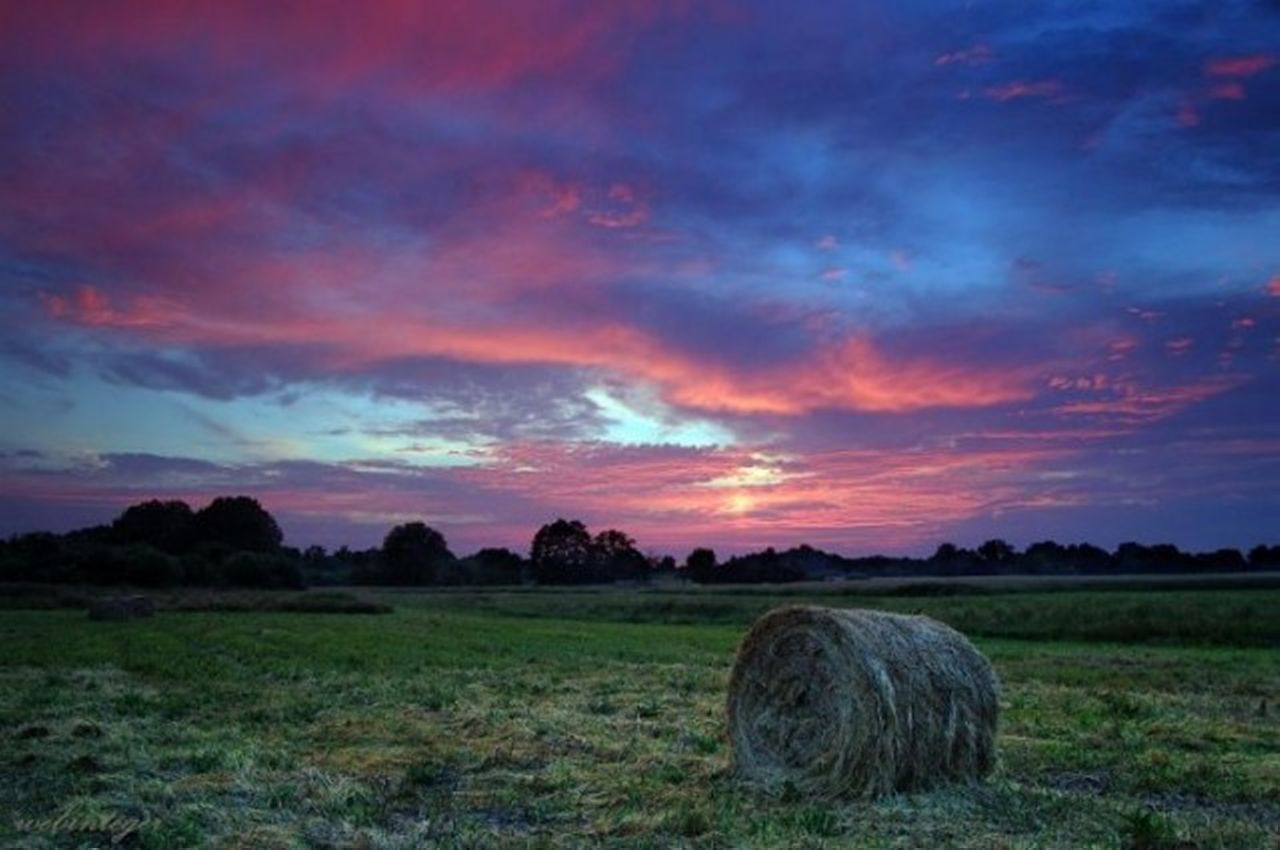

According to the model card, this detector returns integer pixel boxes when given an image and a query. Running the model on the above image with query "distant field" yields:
[2,588,1278,848]
[401,584,1280,647]
[403,570,1280,596]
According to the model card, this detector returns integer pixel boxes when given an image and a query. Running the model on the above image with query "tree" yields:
[591,528,648,581]
[977,539,1015,564]
[1025,540,1068,573]
[932,542,960,562]
[380,522,454,585]
[685,547,717,582]
[1249,545,1280,567]
[220,551,305,588]
[1197,548,1247,572]
[651,554,677,575]
[0,532,71,583]
[192,496,283,553]
[530,519,593,584]
[463,547,525,585]
[112,499,194,553]
[1069,543,1112,573]
[1115,542,1192,573]
[703,547,808,583]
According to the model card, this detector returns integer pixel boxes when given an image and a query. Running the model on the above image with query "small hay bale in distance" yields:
[727,605,999,799]
[87,595,156,621]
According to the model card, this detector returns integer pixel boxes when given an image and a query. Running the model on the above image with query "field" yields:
[2,587,1278,848]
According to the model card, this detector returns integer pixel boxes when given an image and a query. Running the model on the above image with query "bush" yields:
[0,533,72,583]
[474,548,525,584]
[220,552,305,589]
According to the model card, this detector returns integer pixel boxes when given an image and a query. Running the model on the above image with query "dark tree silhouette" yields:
[112,499,194,553]
[530,519,594,584]
[380,522,454,585]
[591,529,648,581]
[932,542,960,562]
[695,546,810,583]
[1198,548,1247,572]
[1114,542,1194,573]
[0,532,71,583]
[191,496,283,553]
[1250,545,1280,567]
[1071,543,1112,572]
[460,547,525,585]
[685,547,717,582]
[1024,540,1067,572]
[977,538,1015,563]
[221,551,305,588]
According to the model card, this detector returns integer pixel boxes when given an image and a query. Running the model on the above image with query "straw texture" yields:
[727,605,999,799]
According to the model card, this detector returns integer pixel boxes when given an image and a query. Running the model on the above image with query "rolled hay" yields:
[727,606,999,799]
[88,595,156,621]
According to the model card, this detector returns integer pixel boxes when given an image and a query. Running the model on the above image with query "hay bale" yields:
[87,595,156,621]
[726,605,999,799]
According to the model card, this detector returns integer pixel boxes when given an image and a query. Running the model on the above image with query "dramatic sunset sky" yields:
[2,2,1278,555]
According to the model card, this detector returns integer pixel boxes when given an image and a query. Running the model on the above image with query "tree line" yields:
[682,540,1280,583]
[1,495,1277,588]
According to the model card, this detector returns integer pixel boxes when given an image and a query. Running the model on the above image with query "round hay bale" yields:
[88,595,156,621]
[726,605,999,799]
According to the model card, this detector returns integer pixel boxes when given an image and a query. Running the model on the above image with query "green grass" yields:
[0,586,392,614]
[1,589,1278,848]
[401,587,1280,647]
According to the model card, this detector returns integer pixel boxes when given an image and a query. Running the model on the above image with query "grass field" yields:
[2,588,1278,848]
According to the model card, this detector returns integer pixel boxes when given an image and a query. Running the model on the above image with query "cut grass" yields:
[0,589,1277,848]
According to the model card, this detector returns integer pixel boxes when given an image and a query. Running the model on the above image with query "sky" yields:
[2,1,1278,557]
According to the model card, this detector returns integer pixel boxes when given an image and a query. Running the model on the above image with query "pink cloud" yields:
[1,2,688,97]
[1204,54,1277,78]
[1126,307,1164,323]
[659,336,1037,415]
[934,44,993,67]
[1106,337,1139,361]
[448,439,1076,552]
[586,183,651,229]
[1174,56,1275,128]
[1165,337,1195,356]
[1176,101,1201,128]
[1048,374,1110,392]
[38,285,178,328]
[983,80,1064,102]
[516,170,582,218]
[1265,275,1280,297]
[39,281,1036,416]
[1053,375,1248,424]
[1208,81,1246,101]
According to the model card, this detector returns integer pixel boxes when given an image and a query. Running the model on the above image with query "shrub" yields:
[220,552,305,589]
